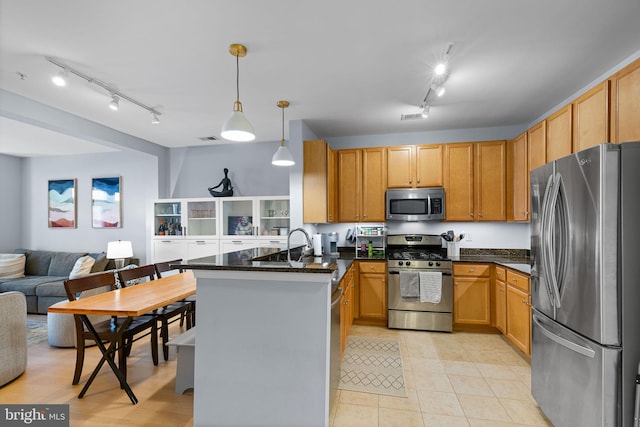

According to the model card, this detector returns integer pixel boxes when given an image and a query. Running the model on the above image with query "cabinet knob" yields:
[469,269,475,272]
[470,212,474,217]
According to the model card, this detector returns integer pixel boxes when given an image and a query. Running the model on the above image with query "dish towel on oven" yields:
[399,271,420,298]
[419,271,442,303]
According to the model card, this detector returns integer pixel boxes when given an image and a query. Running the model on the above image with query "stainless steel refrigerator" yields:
[530,142,640,427]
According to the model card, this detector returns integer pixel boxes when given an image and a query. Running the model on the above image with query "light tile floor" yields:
[331,325,553,427]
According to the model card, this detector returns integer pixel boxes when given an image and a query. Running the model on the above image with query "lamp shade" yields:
[221,110,255,142]
[106,241,133,259]
[272,143,295,166]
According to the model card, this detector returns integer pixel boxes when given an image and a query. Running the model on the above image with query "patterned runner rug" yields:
[339,336,407,397]
[27,318,48,346]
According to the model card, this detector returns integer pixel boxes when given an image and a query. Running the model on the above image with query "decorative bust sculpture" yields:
[208,168,234,197]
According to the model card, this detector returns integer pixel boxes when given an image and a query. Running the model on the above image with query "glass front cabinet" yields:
[152,196,289,261]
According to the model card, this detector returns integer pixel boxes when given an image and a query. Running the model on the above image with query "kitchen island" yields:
[175,247,351,427]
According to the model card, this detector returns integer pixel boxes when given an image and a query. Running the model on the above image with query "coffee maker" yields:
[321,232,339,256]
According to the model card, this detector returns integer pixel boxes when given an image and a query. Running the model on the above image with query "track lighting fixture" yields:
[221,44,255,142]
[109,94,120,111]
[432,84,446,97]
[272,100,295,167]
[402,42,455,121]
[51,69,68,87]
[45,56,162,124]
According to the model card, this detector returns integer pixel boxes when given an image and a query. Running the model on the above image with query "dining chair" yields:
[63,272,159,385]
[154,259,195,328]
[118,265,193,361]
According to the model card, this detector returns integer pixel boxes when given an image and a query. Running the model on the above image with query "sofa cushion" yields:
[34,279,68,298]
[0,254,26,279]
[69,256,96,279]
[48,252,87,277]
[89,252,109,272]
[0,276,66,296]
[15,249,53,276]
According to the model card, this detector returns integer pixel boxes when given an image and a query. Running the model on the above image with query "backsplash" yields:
[460,248,530,258]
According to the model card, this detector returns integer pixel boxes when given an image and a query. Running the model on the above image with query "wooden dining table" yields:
[48,270,197,404]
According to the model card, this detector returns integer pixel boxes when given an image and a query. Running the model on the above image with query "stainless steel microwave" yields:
[386,188,446,221]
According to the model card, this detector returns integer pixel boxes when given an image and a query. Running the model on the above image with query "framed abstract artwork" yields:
[91,176,122,228]
[48,179,77,228]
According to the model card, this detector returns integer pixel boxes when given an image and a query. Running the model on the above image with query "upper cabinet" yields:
[528,121,546,172]
[507,132,529,222]
[337,149,362,222]
[474,141,507,221]
[387,144,442,188]
[220,196,290,239]
[337,148,386,222]
[610,57,640,143]
[444,141,506,222]
[361,147,387,222]
[303,139,337,223]
[573,81,610,152]
[546,105,572,162]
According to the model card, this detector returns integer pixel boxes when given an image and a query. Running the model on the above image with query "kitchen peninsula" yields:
[176,247,350,427]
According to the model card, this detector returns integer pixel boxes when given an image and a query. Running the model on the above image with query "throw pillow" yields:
[69,256,96,279]
[0,253,26,279]
[89,252,110,273]
[112,264,139,289]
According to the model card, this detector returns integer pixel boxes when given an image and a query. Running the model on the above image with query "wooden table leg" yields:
[77,315,138,404]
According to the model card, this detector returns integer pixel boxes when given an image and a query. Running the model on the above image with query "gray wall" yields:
[21,150,157,261]
[0,154,23,252]
[169,142,290,198]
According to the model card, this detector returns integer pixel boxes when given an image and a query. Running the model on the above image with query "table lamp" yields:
[107,240,133,269]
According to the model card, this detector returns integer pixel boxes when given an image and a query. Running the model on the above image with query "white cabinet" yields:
[152,196,289,262]
[187,239,220,260]
[153,239,188,263]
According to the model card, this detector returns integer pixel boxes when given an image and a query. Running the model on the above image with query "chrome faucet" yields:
[287,227,312,262]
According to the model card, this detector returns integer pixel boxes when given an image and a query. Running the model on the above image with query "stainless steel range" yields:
[387,234,453,332]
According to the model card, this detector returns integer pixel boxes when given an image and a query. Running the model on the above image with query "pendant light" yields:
[221,44,255,142]
[272,100,295,166]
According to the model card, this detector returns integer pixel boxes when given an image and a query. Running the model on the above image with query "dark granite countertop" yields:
[451,249,531,274]
[174,246,354,281]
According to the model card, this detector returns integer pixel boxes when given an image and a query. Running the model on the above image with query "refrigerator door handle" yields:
[541,174,563,309]
[533,313,596,358]
[545,173,565,309]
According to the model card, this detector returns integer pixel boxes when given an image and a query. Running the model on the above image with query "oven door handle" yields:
[389,271,399,275]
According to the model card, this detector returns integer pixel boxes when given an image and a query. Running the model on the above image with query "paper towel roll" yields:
[312,234,323,256]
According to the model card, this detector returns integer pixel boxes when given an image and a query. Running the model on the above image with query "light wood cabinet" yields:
[494,266,507,333]
[573,81,610,152]
[387,144,442,188]
[361,147,387,222]
[303,139,337,223]
[444,141,506,221]
[610,57,640,143]
[505,270,531,355]
[453,263,491,326]
[546,105,573,162]
[507,132,529,222]
[358,261,386,321]
[337,148,386,222]
[528,121,546,172]
[340,264,356,359]
[475,140,507,221]
[337,149,362,222]
[443,143,474,221]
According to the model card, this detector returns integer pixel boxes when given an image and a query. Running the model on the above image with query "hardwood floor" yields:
[1,315,193,426]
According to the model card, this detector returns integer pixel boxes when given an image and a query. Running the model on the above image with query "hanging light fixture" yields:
[272,100,295,166]
[221,43,255,142]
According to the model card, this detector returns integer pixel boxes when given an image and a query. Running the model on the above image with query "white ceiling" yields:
[1,0,640,157]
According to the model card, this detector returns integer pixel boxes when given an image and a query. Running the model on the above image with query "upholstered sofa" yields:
[0,291,27,386]
[0,249,137,314]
